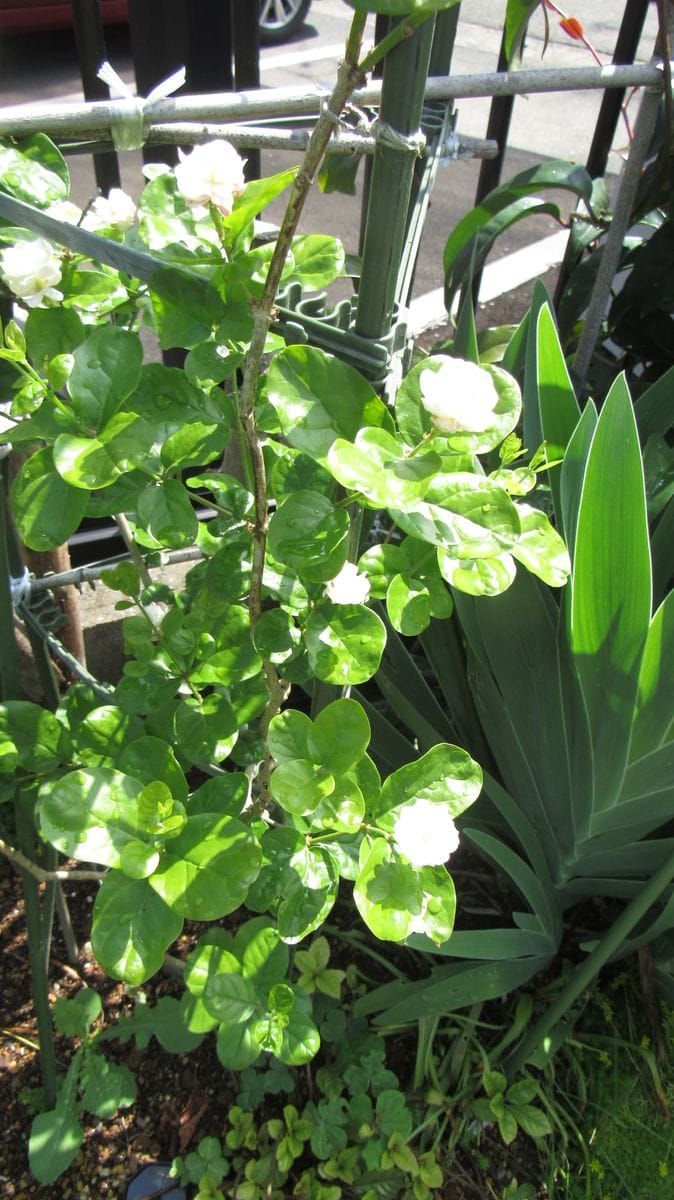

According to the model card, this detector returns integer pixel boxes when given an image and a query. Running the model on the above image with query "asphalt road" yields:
[0,1,661,318]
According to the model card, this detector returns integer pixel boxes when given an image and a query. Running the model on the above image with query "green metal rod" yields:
[0,465,21,702]
[505,847,674,1076]
[355,16,436,340]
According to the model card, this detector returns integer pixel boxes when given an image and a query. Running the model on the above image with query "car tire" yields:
[259,0,311,45]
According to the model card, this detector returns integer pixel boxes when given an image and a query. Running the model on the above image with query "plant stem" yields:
[13,794,58,1107]
[358,8,437,74]
[0,836,105,881]
[114,513,152,588]
[505,847,674,1076]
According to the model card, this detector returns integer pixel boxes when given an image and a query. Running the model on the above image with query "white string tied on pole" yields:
[370,120,427,156]
[9,566,31,609]
[97,61,187,151]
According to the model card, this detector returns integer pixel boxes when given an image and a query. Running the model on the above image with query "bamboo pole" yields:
[0,64,663,140]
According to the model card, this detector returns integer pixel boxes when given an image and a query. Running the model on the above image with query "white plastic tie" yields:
[439,130,462,163]
[9,567,31,609]
[97,61,187,151]
[371,120,426,156]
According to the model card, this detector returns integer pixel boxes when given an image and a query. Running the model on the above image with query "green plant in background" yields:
[358,301,674,1070]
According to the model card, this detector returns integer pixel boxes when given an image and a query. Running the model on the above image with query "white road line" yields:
[260,43,345,72]
[408,229,569,335]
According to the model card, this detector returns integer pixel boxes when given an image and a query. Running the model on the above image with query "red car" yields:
[0,0,312,42]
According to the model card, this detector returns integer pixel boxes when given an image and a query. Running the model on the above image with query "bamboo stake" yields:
[0,64,663,140]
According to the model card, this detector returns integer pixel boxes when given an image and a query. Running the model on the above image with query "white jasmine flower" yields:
[174,139,247,216]
[419,358,499,434]
[0,238,63,307]
[82,188,137,232]
[393,797,460,867]
[47,199,82,224]
[324,562,371,606]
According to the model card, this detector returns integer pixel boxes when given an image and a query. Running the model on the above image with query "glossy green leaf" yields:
[287,234,345,289]
[136,480,198,549]
[305,602,387,684]
[277,845,338,943]
[386,573,431,635]
[224,166,297,244]
[265,345,391,463]
[149,265,224,350]
[378,743,482,819]
[92,872,183,985]
[437,550,516,596]
[38,768,148,868]
[173,693,239,765]
[149,813,261,919]
[267,491,350,582]
[253,608,301,664]
[511,504,571,587]
[268,709,312,763]
[189,605,262,685]
[307,698,371,775]
[504,0,540,64]
[67,326,143,429]
[0,701,68,774]
[278,1002,320,1065]
[354,839,422,942]
[53,411,152,490]
[119,736,188,805]
[216,1021,262,1070]
[24,306,85,373]
[0,133,69,205]
[327,428,440,510]
[11,446,89,550]
[204,972,257,1025]
[73,705,144,767]
[269,759,335,816]
[392,473,521,558]
[444,162,593,315]
[571,376,652,808]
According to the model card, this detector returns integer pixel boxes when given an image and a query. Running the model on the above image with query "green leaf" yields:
[38,767,149,869]
[444,162,593,314]
[307,698,371,775]
[204,972,257,1024]
[216,1021,262,1070]
[149,265,224,350]
[80,1058,136,1119]
[72,705,144,767]
[224,166,297,245]
[277,846,338,942]
[29,1105,83,1185]
[511,503,571,587]
[268,709,312,762]
[0,700,67,774]
[67,326,143,429]
[0,133,69,205]
[24,306,85,372]
[438,550,516,597]
[92,872,183,985]
[504,0,540,65]
[11,446,88,551]
[533,304,580,524]
[119,736,188,805]
[632,590,674,760]
[378,743,482,819]
[305,602,387,685]
[386,574,432,635]
[570,375,652,807]
[278,1001,321,1065]
[269,759,335,817]
[149,813,261,919]
[53,411,152,491]
[287,234,345,290]
[129,995,205,1051]
[136,480,198,549]
[268,491,350,582]
[189,606,262,686]
[354,839,422,942]
[264,345,391,463]
[327,428,440,509]
[53,989,101,1038]
[376,1090,413,1138]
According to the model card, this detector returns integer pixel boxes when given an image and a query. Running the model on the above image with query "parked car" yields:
[0,0,312,42]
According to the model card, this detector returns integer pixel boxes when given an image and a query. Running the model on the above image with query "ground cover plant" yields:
[0,0,672,1194]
